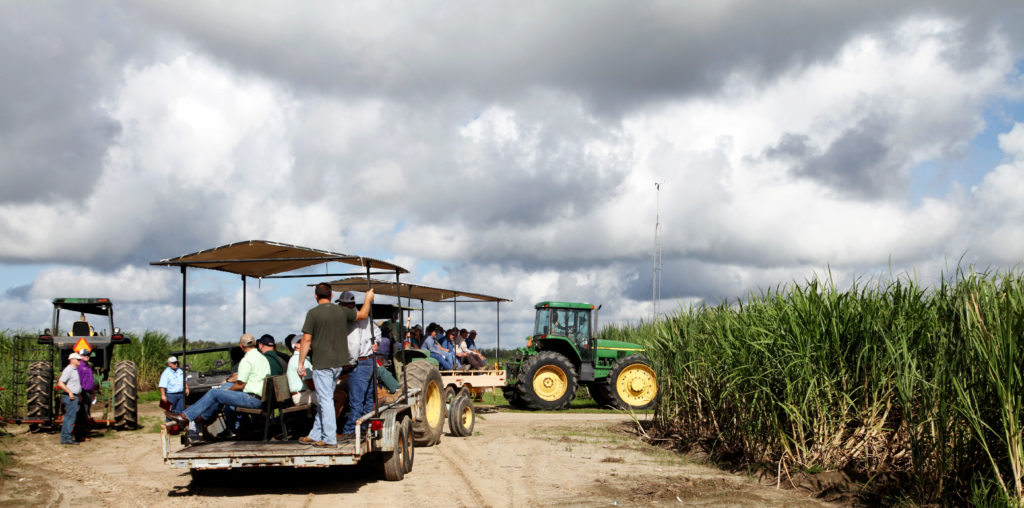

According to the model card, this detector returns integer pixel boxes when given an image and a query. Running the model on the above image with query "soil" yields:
[0,402,836,507]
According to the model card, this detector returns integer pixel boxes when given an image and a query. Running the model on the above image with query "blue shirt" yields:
[158,366,185,393]
[423,334,442,355]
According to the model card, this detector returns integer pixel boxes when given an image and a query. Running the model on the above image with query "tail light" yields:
[369,419,384,432]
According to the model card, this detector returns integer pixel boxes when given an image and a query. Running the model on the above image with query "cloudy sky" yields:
[2,1,1023,350]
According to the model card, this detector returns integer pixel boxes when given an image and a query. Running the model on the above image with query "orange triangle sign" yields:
[73,337,92,353]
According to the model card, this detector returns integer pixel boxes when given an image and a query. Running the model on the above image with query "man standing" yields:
[338,291,379,440]
[74,349,98,441]
[166,333,270,435]
[56,352,83,445]
[297,283,374,447]
[159,356,189,418]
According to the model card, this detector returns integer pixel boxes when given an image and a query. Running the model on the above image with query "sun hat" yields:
[167,355,178,364]
[335,291,356,304]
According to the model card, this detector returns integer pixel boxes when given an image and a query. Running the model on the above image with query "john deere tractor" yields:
[503,301,658,411]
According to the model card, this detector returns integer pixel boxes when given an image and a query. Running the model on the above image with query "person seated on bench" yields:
[166,333,270,435]
[285,334,317,406]
[422,323,455,369]
[453,329,486,370]
[257,334,287,375]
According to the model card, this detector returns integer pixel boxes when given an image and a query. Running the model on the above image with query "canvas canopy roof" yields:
[150,240,408,277]
[324,277,511,303]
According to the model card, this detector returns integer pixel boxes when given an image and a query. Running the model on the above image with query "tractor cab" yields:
[38,298,130,375]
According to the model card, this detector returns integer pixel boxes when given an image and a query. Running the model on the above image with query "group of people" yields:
[164,283,398,447]
[55,348,99,445]
[412,323,488,371]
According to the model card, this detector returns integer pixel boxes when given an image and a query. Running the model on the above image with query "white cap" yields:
[68,352,83,361]
[167,356,178,364]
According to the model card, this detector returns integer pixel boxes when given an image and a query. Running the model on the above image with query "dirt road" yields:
[1,402,830,507]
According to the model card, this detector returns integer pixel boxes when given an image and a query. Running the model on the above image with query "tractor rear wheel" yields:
[403,360,444,447]
[448,394,475,437]
[516,351,577,410]
[27,361,52,430]
[607,354,658,410]
[502,386,528,409]
[113,360,138,428]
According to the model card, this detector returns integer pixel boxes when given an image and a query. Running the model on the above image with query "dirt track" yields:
[1,401,831,507]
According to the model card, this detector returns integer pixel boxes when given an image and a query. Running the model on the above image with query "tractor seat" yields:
[72,321,91,336]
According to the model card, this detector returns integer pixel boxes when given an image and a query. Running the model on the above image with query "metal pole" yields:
[420,299,424,330]
[453,299,457,329]
[242,275,247,334]
[181,266,187,371]
[496,301,500,367]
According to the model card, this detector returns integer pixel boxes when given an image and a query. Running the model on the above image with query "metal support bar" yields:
[242,275,247,334]
[181,266,187,372]
[496,301,501,365]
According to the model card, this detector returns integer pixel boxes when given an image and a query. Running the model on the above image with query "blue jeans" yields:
[61,393,79,443]
[430,352,454,370]
[183,389,261,423]
[343,358,375,434]
[166,393,184,414]
[309,366,344,445]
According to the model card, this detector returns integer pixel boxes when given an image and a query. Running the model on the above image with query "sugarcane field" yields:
[4,3,1024,507]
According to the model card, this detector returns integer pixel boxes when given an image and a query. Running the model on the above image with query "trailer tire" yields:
[516,351,577,410]
[383,419,408,481]
[587,383,615,408]
[448,395,475,437]
[607,354,659,410]
[400,415,414,474]
[403,360,444,447]
[113,361,138,428]
[27,361,52,430]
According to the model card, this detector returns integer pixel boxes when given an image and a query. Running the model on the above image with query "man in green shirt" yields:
[297,282,374,447]
[257,334,286,375]
[167,333,271,435]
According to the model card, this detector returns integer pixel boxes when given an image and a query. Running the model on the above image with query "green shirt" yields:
[237,348,272,397]
[302,302,357,370]
[263,350,285,376]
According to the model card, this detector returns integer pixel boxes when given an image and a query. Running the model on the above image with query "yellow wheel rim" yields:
[460,404,473,428]
[616,364,657,407]
[425,381,442,427]
[533,365,568,401]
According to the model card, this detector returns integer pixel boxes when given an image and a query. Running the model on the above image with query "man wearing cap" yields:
[285,334,317,406]
[56,352,84,445]
[453,329,486,370]
[296,283,374,447]
[339,292,382,439]
[74,349,98,441]
[159,355,189,418]
[166,333,270,435]
[257,334,286,376]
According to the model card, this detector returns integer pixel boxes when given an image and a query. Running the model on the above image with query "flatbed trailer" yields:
[162,398,417,480]
[439,369,506,398]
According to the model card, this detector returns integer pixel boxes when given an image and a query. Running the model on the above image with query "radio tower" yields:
[653,182,662,319]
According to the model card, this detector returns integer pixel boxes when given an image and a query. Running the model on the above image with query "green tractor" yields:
[503,301,658,411]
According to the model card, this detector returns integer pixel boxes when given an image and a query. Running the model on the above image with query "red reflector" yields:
[370,420,384,431]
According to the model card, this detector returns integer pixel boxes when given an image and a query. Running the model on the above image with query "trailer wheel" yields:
[448,395,476,437]
[382,419,408,481]
[113,361,138,428]
[516,351,577,410]
[400,415,414,474]
[27,361,52,430]
[607,354,659,410]
[403,360,444,447]
[587,383,615,408]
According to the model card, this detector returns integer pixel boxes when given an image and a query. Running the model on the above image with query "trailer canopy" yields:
[323,277,510,303]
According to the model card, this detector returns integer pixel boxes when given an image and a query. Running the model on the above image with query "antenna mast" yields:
[653,182,662,319]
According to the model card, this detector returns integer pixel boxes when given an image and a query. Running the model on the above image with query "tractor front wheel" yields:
[607,354,658,410]
[516,351,577,411]
[113,360,138,428]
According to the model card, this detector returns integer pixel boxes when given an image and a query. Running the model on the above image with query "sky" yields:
[2,1,1024,351]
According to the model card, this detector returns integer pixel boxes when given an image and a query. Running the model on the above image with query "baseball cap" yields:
[257,334,276,346]
[335,291,356,304]
[167,355,178,364]
[239,333,256,348]
[284,333,298,350]
[68,352,83,361]
[78,348,91,356]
